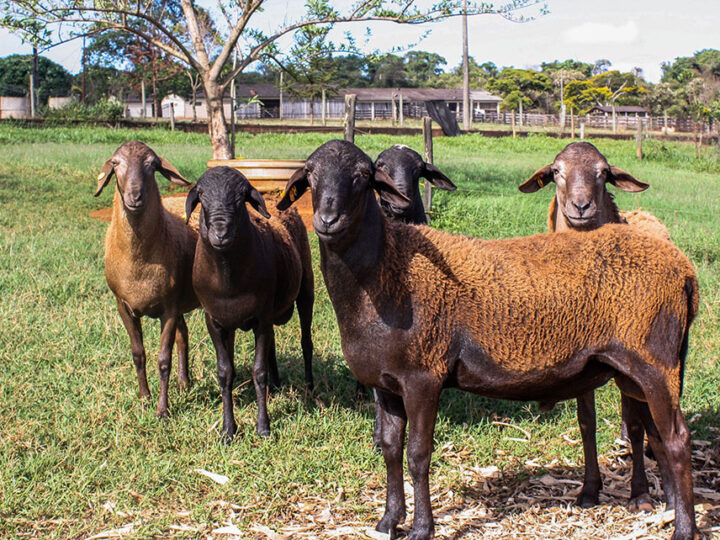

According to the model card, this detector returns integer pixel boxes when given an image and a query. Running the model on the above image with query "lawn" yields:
[1,125,719,539]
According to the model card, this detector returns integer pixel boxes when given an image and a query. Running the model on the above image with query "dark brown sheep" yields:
[519,141,671,511]
[186,166,314,440]
[279,139,699,540]
[95,141,199,418]
[374,144,456,224]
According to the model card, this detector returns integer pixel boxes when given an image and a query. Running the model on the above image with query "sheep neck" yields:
[110,188,167,257]
[319,191,386,308]
[200,211,262,290]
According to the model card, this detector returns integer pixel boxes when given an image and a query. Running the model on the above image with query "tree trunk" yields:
[205,81,233,160]
[611,104,617,133]
[152,75,159,121]
[310,96,314,125]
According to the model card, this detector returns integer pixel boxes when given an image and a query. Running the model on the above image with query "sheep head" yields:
[277,139,409,244]
[374,144,456,223]
[518,142,648,230]
[185,166,270,251]
[95,141,189,213]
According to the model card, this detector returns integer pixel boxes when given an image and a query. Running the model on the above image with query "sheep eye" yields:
[551,168,559,175]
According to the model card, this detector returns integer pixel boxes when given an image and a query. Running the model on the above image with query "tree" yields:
[2,0,547,158]
[564,70,648,133]
[368,54,408,87]
[541,59,593,78]
[486,68,552,113]
[0,53,72,104]
[404,51,447,87]
[592,58,612,75]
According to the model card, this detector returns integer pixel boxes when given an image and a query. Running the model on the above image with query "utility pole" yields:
[32,45,38,115]
[461,0,470,131]
[81,36,86,104]
[279,71,283,120]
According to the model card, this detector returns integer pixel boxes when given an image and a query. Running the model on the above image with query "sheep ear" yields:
[157,157,190,186]
[373,167,411,209]
[608,166,649,192]
[423,162,456,191]
[277,167,309,210]
[94,159,115,196]
[519,165,553,193]
[247,187,270,218]
[185,185,200,224]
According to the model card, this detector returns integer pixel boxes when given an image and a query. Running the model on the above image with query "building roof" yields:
[337,87,502,103]
[589,105,647,114]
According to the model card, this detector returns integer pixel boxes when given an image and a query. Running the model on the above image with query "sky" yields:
[0,0,718,83]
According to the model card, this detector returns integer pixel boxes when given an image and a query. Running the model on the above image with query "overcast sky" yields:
[0,0,718,83]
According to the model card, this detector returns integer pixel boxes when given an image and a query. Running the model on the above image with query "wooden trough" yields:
[91,158,314,232]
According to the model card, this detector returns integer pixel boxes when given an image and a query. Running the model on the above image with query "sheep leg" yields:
[156,314,177,418]
[375,389,407,537]
[206,313,237,442]
[621,394,653,512]
[641,393,697,539]
[575,391,602,508]
[267,332,281,392]
[629,396,677,510]
[116,299,151,403]
[253,323,273,437]
[404,383,441,540]
[175,315,191,390]
[296,289,314,392]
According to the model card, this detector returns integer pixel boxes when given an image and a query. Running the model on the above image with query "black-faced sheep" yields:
[374,144,456,224]
[95,141,199,418]
[186,166,314,440]
[278,139,698,540]
[519,141,671,510]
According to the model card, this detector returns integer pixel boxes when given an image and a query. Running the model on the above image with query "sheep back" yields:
[620,209,671,242]
[346,220,697,402]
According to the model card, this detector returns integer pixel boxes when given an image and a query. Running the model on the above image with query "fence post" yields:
[399,92,404,126]
[169,102,175,131]
[636,119,643,159]
[422,117,434,224]
[321,88,327,126]
[579,122,585,140]
[344,94,356,143]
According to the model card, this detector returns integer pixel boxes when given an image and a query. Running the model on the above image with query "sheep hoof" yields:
[257,425,271,438]
[407,528,432,540]
[628,493,654,513]
[575,491,600,509]
[157,408,170,419]
[178,378,192,392]
[376,514,400,537]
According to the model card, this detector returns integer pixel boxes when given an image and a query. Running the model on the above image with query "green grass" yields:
[1,125,719,538]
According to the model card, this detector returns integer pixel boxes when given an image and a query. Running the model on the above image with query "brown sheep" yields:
[519,141,671,511]
[95,141,199,418]
[186,166,314,440]
[279,139,699,540]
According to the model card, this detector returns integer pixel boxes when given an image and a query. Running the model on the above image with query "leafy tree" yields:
[592,58,612,75]
[329,55,372,87]
[541,59,593,78]
[368,54,408,87]
[1,0,547,158]
[0,53,72,103]
[404,51,447,87]
[486,67,552,112]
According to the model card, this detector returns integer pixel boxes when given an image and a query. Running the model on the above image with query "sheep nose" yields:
[318,213,339,228]
[573,201,591,216]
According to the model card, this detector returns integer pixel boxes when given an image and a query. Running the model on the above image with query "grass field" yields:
[1,125,720,538]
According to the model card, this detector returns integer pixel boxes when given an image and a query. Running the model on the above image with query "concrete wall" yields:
[48,97,73,109]
[0,96,30,119]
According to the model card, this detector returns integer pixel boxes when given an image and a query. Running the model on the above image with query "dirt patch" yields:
[90,191,314,232]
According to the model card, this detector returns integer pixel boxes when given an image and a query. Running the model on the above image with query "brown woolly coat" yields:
[335,218,697,405]
[105,189,198,318]
[193,203,311,329]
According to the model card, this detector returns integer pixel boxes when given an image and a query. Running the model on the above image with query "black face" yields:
[375,145,424,218]
[186,166,269,252]
[276,140,411,246]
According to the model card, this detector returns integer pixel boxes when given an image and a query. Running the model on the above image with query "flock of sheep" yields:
[95,138,699,540]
